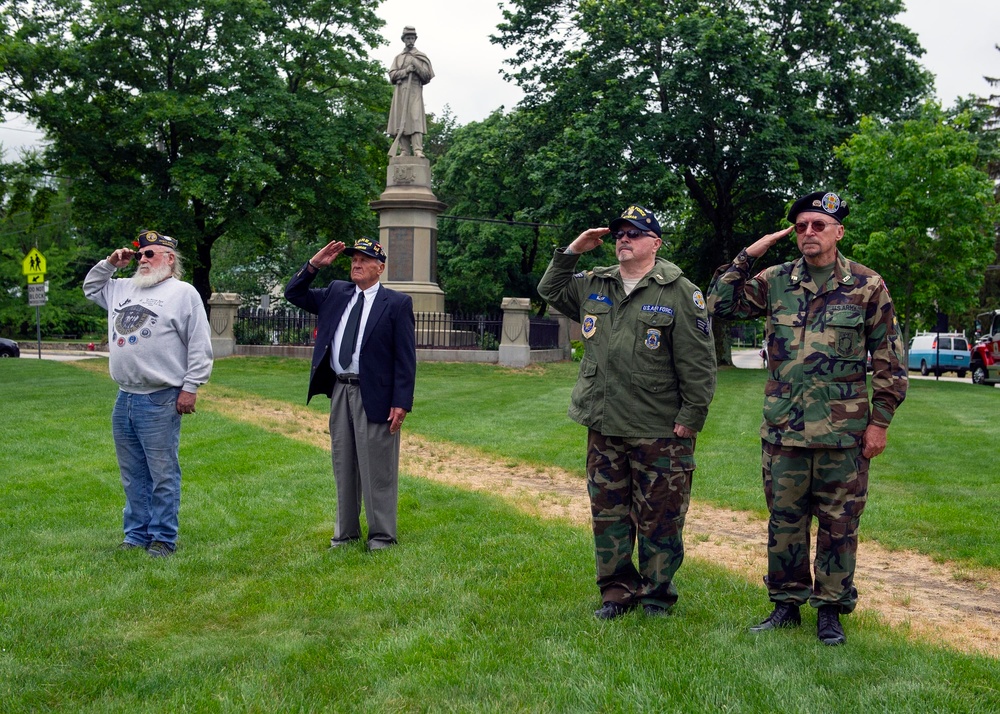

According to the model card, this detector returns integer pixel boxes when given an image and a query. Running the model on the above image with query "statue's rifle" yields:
[388,69,415,157]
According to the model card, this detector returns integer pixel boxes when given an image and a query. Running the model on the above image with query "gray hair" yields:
[167,249,184,280]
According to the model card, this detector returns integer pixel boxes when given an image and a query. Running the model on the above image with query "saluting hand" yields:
[108,248,135,268]
[746,225,795,259]
[567,228,611,254]
[309,241,346,270]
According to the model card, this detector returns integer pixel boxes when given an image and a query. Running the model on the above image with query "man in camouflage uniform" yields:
[707,191,907,645]
[538,205,717,619]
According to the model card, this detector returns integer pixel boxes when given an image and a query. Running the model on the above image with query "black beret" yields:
[788,191,849,223]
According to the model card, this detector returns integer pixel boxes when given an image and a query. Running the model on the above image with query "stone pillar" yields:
[370,156,447,313]
[548,306,573,361]
[208,292,242,358]
[499,297,531,368]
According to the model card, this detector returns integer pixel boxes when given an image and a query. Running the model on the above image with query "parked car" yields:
[0,337,21,358]
[907,332,969,377]
[971,309,1000,386]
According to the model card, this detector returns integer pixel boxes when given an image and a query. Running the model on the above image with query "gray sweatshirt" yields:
[83,260,214,394]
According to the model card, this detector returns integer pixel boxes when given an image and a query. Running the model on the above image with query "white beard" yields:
[132,262,173,288]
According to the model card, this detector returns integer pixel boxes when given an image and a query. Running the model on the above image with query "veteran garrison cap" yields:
[788,191,849,223]
[136,229,178,250]
[609,205,662,237]
[343,236,386,263]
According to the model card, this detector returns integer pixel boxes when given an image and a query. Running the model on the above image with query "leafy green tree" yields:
[836,104,998,346]
[973,44,1000,313]
[0,156,105,338]
[433,109,559,313]
[0,0,390,305]
[496,0,931,276]
[493,0,931,359]
[423,106,460,168]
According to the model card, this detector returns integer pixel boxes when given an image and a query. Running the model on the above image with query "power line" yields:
[0,125,46,135]
[439,214,564,229]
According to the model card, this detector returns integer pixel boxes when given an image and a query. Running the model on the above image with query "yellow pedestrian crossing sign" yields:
[23,248,47,277]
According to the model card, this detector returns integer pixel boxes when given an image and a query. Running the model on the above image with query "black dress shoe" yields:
[328,537,359,550]
[594,601,635,620]
[749,602,801,632]
[817,605,846,645]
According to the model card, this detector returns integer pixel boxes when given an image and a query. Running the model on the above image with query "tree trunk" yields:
[713,317,732,366]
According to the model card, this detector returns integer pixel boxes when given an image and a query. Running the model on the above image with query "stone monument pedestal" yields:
[370,156,447,313]
[208,292,242,358]
[499,297,531,368]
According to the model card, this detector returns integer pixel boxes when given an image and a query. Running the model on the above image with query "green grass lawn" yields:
[210,357,1000,568]
[1,358,998,712]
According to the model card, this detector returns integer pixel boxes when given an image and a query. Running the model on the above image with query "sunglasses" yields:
[135,249,162,259]
[793,220,837,234]
[613,229,653,240]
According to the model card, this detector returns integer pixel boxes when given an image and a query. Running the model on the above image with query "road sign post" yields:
[27,283,47,306]
[23,249,48,358]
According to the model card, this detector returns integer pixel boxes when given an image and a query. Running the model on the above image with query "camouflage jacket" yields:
[707,249,907,448]
[538,249,717,438]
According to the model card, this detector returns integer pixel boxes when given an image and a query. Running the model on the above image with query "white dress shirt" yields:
[331,282,381,375]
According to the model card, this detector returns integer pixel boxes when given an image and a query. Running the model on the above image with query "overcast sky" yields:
[2,0,998,155]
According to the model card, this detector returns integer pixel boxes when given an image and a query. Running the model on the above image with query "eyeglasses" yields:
[136,249,161,259]
[613,229,653,240]
[793,220,837,234]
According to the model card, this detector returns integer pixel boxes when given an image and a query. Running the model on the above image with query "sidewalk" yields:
[20,348,109,362]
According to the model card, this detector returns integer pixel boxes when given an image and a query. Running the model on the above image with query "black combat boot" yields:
[749,602,801,632]
[817,605,846,645]
[594,600,635,620]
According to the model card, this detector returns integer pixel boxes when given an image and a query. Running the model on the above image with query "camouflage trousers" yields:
[586,430,694,608]
[762,441,870,613]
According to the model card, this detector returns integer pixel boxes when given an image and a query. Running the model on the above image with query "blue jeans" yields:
[112,388,182,549]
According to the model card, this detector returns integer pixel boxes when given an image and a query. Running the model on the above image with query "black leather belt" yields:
[336,374,360,385]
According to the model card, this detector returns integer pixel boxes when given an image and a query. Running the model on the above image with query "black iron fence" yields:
[528,317,560,349]
[235,307,318,345]
[234,307,561,351]
[414,312,502,350]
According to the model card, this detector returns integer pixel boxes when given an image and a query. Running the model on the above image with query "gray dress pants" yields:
[328,380,400,548]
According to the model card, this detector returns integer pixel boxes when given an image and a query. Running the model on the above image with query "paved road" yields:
[731,348,998,387]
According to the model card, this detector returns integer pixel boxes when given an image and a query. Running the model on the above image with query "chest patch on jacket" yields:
[645,328,661,350]
[641,304,673,315]
[582,315,598,339]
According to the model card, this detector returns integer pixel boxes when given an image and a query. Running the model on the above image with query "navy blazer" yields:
[284,263,416,422]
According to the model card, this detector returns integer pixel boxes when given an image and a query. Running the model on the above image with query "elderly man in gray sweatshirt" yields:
[84,229,213,558]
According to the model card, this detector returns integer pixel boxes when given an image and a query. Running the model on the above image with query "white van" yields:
[907,332,970,377]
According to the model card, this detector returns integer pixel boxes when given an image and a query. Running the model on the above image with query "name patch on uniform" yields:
[641,304,673,315]
[692,290,706,310]
[645,328,661,349]
[696,318,710,336]
[587,293,613,305]
[582,315,597,339]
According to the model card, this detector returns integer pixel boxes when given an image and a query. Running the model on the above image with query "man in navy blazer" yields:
[285,237,416,550]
